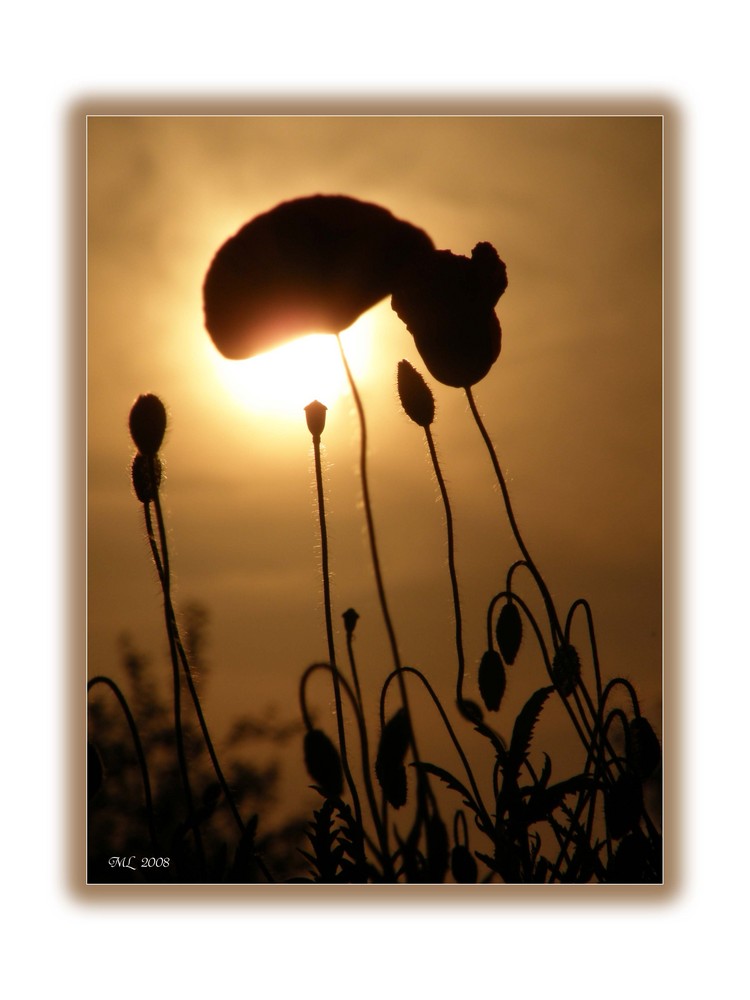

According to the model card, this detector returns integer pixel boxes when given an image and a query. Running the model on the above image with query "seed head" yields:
[342,607,359,637]
[304,399,328,440]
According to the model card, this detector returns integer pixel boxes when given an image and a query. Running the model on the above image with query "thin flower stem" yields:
[424,426,466,706]
[380,666,493,836]
[299,662,391,872]
[342,630,391,862]
[143,505,247,841]
[566,598,603,707]
[311,433,366,848]
[344,625,365,721]
[501,591,592,757]
[601,676,642,716]
[336,339,402,675]
[144,504,165,586]
[151,485,206,878]
[88,675,159,851]
[336,336,432,820]
[172,637,246,836]
[465,386,563,646]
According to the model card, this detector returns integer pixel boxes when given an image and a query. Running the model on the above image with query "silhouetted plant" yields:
[88,631,307,882]
[89,194,661,884]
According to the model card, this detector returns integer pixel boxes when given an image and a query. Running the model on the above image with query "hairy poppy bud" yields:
[375,708,411,809]
[304,399,327,440]
[397,359,435,427]
[303,728,343,798]
[129,394,167,456]
[131,453,162,504]
[478,649,506,712]
[551,643,581,697]
[496,601,523,665]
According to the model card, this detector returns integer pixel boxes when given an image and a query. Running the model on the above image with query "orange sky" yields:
[87,115,662,831]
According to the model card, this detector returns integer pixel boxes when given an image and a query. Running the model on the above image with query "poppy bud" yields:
[303,728,343,798]
[304,399,327,440]
[457,698,484,724]
[478,649,506,712]
[375,708,411,809]
[604,773,643,840]
[496,601,523,665]
[627,716,661,780]
[551,643,581,697]
[131,453,162,504]
[451,844,478,884]
[397,359,435,427]
[129,394,167,456]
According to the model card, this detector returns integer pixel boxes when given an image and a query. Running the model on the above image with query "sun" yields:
[212,310,375,418]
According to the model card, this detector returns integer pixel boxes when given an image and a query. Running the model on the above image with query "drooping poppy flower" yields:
[391,242,508,387]
[203,194,434,360]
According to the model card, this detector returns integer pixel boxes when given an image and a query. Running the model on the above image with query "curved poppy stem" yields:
[336,336,432,821]
[88,675,159,851]
[143,503,246,840]
[465,386,563,647]
[299,662,391,874]
[151,485,206,877]
[380,666,493,837]
[310,431,366,848]
[423,425,466,707]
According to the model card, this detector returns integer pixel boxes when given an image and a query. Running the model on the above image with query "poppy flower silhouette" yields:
[203,194,507,387]
[203,194,433,359]
[391,241,507,387]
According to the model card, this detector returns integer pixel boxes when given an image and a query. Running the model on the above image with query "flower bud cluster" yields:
[129,394,167,504]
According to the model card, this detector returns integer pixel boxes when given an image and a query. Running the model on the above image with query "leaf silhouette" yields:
[414,761,482,820]
[523,774,593,825]
[300,800,345,883]
[507,686,554,781]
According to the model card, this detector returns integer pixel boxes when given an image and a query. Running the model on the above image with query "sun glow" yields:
[213,311,376,417]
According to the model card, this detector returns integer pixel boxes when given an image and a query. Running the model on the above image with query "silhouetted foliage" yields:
[87,631,307,883]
